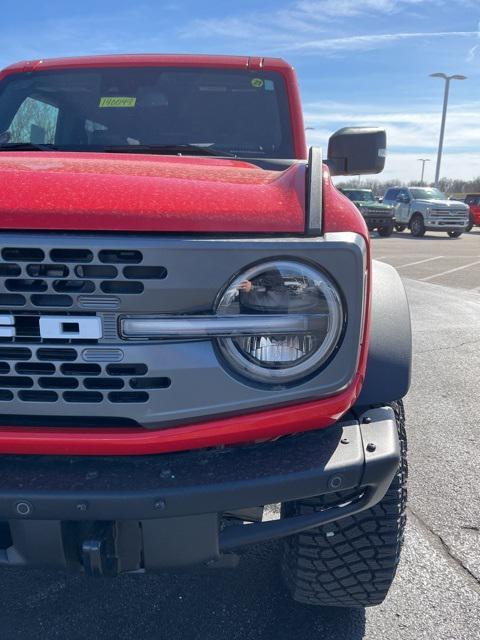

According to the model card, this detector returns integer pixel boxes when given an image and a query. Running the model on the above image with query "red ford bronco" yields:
[0,55,411,607]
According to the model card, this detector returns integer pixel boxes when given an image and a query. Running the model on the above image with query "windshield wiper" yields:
[0,142,58,151]
[100,144,237,157]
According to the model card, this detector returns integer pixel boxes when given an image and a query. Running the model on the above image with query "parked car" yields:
[464,194,480,231]
[0,53,411,608]
[340,188,395,236]
[383,186,469,237]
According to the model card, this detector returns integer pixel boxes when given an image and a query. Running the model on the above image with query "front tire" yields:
[282,401,407,608]
[410,214,425,237]
[447,231,462,238]
[377,221,394,237]
[466,214,474,232]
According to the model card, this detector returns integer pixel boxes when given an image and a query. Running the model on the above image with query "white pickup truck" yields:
[383,186,469,237]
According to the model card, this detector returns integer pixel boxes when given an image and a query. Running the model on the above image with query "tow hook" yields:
[82,523,119,577]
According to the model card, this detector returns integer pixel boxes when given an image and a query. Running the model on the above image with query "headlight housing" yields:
[215,260,344,385]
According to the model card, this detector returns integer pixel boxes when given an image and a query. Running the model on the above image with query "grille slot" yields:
[64,391,102,403]
[76,265,118,279]
[2,248,45,262]
[99,250,142,264]
[0,363,10,374]
[31,294,73,307]
[39,377,78,389]
[27,264,69,278]
[53,280,95,293]
[0,294,26,307]
[37,348,77,361]
[101,281,144,294]
[0,390,13,401]
[6,279,47,293]
[0,376,33,388]
[124,266,167,280]
[0,348,32,360]
[130,377,171,389]
[50,249,93,263]
[61,363,101,375]
[107,363,147,376]
[0,265,21,277]
[109,391,149,403]
[16,362,55,375]
[19,390,58,402]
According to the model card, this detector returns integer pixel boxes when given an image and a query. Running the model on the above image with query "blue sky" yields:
[2,0,480,181]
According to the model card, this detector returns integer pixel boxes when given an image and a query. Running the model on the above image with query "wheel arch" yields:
[354,260,412,407]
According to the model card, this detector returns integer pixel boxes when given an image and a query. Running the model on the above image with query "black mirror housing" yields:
[327,127,386,176]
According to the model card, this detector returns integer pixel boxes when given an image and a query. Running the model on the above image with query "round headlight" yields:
[215,260,343,384]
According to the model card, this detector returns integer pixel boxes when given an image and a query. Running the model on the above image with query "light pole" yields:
[430,72,466,187]
[417,158,430,185]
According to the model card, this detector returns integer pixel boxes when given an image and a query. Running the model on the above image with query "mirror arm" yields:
[306,147,323,236]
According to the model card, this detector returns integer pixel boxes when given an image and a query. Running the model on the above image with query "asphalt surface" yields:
[0,229,479,639]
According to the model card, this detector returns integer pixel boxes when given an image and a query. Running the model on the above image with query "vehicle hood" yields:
[415,198,469,209]
[354,200,392,210]
[0,152,306,233]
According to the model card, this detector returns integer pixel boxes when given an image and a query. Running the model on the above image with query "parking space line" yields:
[421,260,480,281]
[397,256,444,269]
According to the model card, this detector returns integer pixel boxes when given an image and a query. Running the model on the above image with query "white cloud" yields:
[181,0,477,54]
[304,100,480,151]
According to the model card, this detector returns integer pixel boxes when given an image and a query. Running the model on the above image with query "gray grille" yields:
[0,346,170,405]
[0,246,167,310]
[429,209,467,225]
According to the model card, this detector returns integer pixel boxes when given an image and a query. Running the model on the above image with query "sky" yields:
[1,0,480,182]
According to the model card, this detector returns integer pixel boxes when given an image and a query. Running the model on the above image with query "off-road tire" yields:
[410,214,425,237]
[394,224,406,232]
[447,231,462,238]
[281,401,407,608]
[377,222,394,237]
[465,214,474,232]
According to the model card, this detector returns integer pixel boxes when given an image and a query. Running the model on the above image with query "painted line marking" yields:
[374,255,388,260]
[421,260,480,281]
[397,256,444,269]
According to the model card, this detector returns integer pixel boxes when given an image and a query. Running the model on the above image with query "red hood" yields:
[0,152,306,233]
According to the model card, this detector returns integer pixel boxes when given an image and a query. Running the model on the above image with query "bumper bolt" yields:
[15,501,33,517]
[363,416,372,424]
[341,437,350,445]
[366,442,377,452]
[154,499,166,511]
[328,475,343,490]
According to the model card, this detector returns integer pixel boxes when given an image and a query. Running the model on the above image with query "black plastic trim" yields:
[355,260,412,406]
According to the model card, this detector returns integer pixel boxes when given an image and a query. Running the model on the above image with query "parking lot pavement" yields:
[372,228,480,290]
[1,231,479,640]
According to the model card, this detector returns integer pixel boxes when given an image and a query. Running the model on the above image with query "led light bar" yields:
[121,314,328,339]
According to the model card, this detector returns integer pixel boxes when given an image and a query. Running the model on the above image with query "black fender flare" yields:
[354,260,412,407]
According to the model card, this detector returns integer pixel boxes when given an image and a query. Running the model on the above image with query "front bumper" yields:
[0,407,399,573]
[362,215,394,228]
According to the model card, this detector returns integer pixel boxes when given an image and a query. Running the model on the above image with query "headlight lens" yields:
[216,260,343,384]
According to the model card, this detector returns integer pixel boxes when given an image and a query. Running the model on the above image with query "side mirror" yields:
[327,127,386,176]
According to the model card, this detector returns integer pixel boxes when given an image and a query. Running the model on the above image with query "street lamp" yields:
[430,72,467,186]
[417,158,430,185]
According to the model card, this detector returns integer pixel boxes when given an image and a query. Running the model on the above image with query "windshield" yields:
[342,190,375,202]
[409,188,446,200]
[0,68,294,158]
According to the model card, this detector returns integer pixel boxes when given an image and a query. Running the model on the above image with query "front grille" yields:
[0,346,170,405]
[0,246,167,310]
[429,209,467,225]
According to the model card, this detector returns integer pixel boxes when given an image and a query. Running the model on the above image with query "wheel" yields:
[465,215,473,232]
[394,224,406,232]
[410,214,425,237]
[282,401,407,608]
[377,222,394,237]
[447,231,462,238]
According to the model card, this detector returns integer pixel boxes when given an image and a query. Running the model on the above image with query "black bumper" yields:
[0,407,400,573]
[363,215,394,228]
